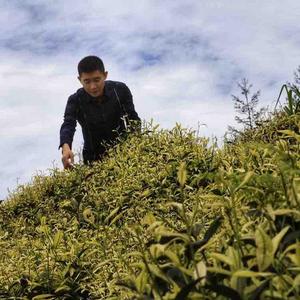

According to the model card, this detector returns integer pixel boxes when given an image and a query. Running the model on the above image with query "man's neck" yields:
[93,94,105,103]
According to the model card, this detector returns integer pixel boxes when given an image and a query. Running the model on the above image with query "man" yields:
[59,56,140,169]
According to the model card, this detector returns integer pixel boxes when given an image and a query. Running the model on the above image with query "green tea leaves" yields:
[255,227,273,271]
[1,120,300,298]
[177,162,187,187]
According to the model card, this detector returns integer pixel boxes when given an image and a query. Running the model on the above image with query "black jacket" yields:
[59,80,140,162]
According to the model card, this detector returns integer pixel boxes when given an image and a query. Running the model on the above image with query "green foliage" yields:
[227,82,300,145]
[228,78,266,142]
[275,84,300,116]
[228,79,300,145]
[0,115,300,299]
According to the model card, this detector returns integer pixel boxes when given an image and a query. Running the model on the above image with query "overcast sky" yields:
[1,0,300,199]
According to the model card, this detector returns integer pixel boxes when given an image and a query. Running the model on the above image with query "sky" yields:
[1,0,300,199]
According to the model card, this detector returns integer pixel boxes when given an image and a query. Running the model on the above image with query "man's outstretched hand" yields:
[61,143,74,169]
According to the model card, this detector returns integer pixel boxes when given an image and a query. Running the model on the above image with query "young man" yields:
[59,56,140,169]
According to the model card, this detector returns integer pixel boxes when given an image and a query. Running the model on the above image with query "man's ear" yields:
[104,71,108,79]
[77,76,81,82]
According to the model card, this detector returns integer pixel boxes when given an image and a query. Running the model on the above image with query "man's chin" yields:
[89,92,101,98]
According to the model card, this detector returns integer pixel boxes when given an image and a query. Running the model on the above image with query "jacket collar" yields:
[77,81,113,103]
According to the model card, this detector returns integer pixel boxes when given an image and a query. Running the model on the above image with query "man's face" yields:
[78,70,108,98]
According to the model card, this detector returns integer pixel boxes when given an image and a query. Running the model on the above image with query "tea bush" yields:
[0,113,300,299]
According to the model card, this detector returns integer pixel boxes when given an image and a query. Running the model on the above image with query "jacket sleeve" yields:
[121,84,141,131]
[58,95,78,150]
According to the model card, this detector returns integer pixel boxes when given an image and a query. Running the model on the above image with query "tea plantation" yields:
[0,112,300,299]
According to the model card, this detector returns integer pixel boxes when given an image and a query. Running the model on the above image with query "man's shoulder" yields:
[67,88,85,102]
[105,80,128,90]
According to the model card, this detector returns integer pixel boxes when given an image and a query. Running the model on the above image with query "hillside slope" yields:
[0,119,300,299]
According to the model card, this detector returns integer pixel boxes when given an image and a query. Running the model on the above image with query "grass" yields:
[0,112,300,299]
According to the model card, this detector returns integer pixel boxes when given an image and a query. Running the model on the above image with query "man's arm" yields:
[59,95,78,168]
[120,84,141,131]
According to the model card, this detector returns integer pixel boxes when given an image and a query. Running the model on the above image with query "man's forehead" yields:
[80,70,105,80]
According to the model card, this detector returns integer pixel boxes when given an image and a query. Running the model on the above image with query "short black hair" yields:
[77,56,105,76]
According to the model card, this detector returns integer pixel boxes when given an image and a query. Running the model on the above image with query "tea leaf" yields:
[104,206,120,224]
[233,270,273,277]
[210,253,233,266]
[164,250,180,265]
[52,231,63,249]
[278,129,300,142]
[177,162,187,187]
[142,213,156,226]
[293,274,300,289]
[255,227,273,271]
[272,226,289,256]
[203,216,223,242]
[234,171,254,192]
[148,264,171,283]
[207,267,231,276]
[32,295,55,300]
[135,270,148,293]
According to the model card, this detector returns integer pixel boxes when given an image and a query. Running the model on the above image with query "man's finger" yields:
[64,162,72,169]
[62,156,71,169]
